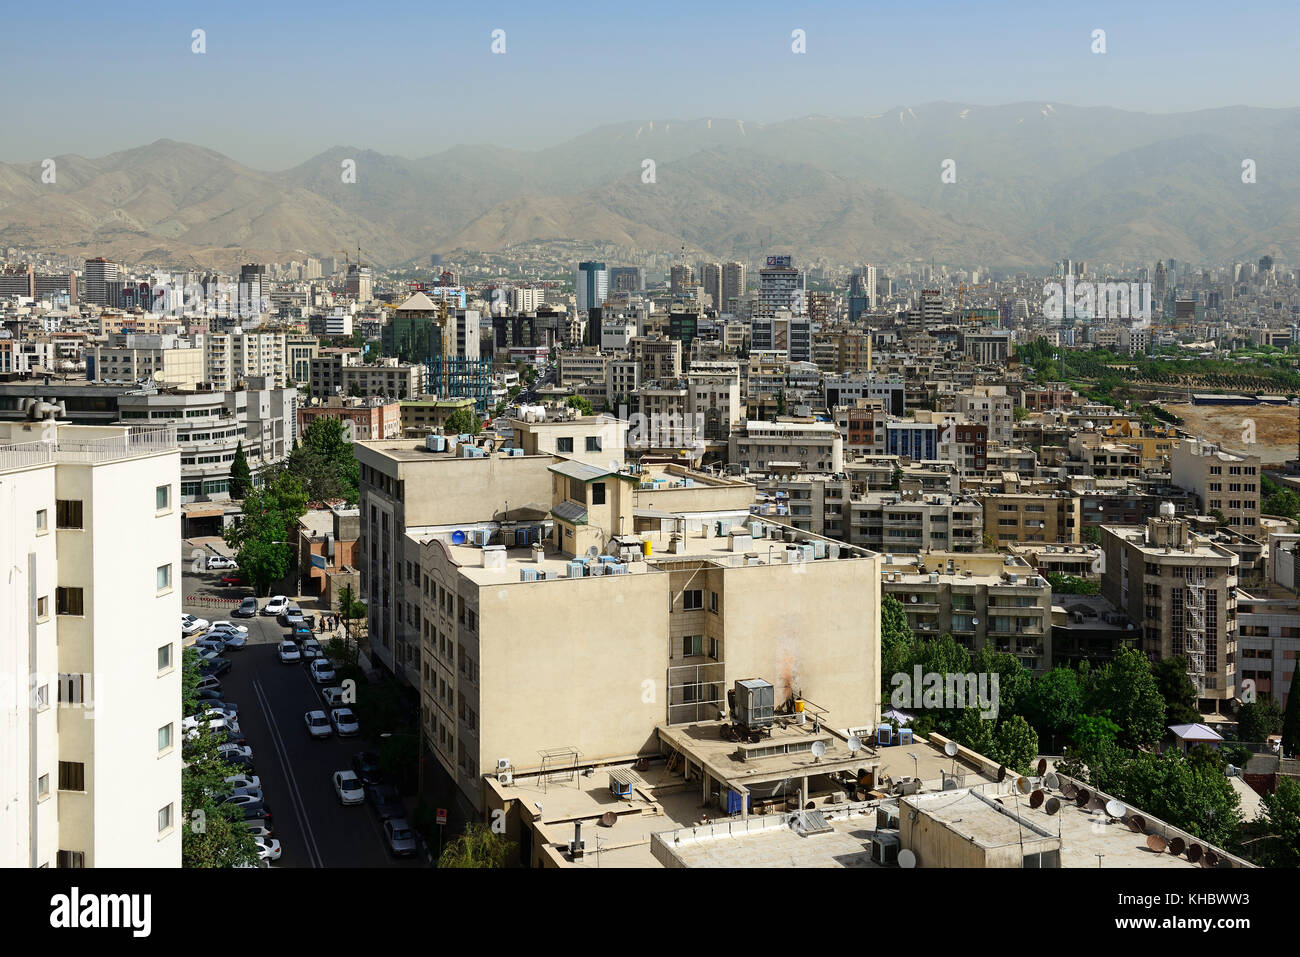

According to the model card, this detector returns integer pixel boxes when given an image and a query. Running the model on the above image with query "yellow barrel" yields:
[642,539,653,556]
[794,699,805,713]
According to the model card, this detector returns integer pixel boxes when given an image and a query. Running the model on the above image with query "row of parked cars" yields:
[185,676,281,864]
[330,751,417,857]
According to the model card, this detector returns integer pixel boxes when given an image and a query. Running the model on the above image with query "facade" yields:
[730,421,844,474]
[298,397,401,441]
[82,258,120,306]
[983,493,1081,545]
[1172,438,1261,534]
[0,421,182,867]
[204,330,289,390]
[90,339,205,389]
[575,262,608,315]
[310,352,426,401]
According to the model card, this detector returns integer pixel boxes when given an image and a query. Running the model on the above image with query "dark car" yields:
[351,751,383,785]
[219,751,254,772]
[290,624,313,645]
[199,657,232,678]
[233,597,259,618]
[365,783,404,820]
[237,803,271,822]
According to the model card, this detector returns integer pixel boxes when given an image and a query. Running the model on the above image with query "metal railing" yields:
[0,426,176,469]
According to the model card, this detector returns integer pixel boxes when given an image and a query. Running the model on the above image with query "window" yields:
[586,436,602,452]
[56,500,83,529]
[58,674,85,705]
[36,508,48,533]
[37,596,49,620]
[556,437,574,453]
[155,484,171,511]
[57,850,85,869]
[58,761,85,792]
[158,804,173,834]
[683,589,703,611]
[158,644,172,672]
[158,723,173,752]
[682,635,704,657]
[56,587,84,616]
[710,591,719,614]
[37,774,49,800]
[156,564,172,593]
[709,637,720,660]
[591,482,606,506]
[34,684,49,710]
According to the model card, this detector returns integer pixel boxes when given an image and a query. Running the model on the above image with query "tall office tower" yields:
[849,264,878,311]
[82,258,120,306]
[919,289,944,324]
[320,256,338,276]
[345,265,373,302]
[1258,255,1274,275]
[669,264,696,296]
[575,261,608,314]
[0,420,183,867]
[608,266,644,293]
[1154,261,1167,308]
[301,258,322,281]
[721,262,746,315]
[698,262,722,312]
[757,255,798,316]
[1074,261,1087,277]
[239,264,269,313]
[1059,259,1074,279]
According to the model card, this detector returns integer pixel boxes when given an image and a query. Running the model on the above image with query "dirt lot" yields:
[1166,402,1298,465]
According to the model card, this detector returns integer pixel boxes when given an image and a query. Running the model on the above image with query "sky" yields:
[3,0,1298,169]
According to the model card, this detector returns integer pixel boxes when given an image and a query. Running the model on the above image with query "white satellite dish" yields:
[971,617,979,625]
[1105,800,1126,819]
[1017,776,1032,795]
[910,595,918,603]
[943,741,959,757]
[811,741,827,761]
[847,735,862,755]
[586,545,600,560]
[1043,772,1060,790]
[897,849,917,869]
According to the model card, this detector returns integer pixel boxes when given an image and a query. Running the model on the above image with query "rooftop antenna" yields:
[811,740,826,763]
[847,734,863,756]
[897,848,917,869]
[943,739,959,774]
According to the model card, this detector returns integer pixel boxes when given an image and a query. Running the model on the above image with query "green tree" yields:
[879,595,913,699]
[566,395,594,416]
[1256,778,1300,867]
[438,822,516,868]
[1013,405,1030,422]
[283,417,360,503]
[1025,668,1083,749]
[1085,647,1166,748]
[224,471,307,595]
[1151,656,1201,726]
[776,389,787,416]
[444,407,482,436]
[1045,572,1100,595]
[1095,750,1241,848]
[1209,508,1227,526]
[1235,698,1284,743]
[1069,713,1121,757]
[228,442,252,500]
[951,708,995,759]
[991,714,1039,774]
[1080,525,1102,545]
[1283,662,1300,756]
[1263,488,1300,521]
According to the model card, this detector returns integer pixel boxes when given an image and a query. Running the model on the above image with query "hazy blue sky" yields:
[4,0,1297,168]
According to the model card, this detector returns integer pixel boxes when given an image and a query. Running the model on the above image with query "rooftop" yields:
[0,422,177,471]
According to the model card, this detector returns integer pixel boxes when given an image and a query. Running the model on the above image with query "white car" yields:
[184,714,239,741]
[333,769,365,805]
[262,596,289,617]
[224,774,261,791]
[277,641,301,663]
[181,614,210,636]
[301,640,324,660]
[321,686,349,709]
[254,836,281,861]
[209,621,249,634]
[216,742,253,761]
[304,710,332,739]
[330,708,359,737]
[310,658,336,684]
[206,555,238,570]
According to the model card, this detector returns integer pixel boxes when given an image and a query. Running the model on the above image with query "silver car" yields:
[384,818,417,857]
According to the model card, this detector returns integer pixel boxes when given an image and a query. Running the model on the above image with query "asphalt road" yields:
[183,563,424,868]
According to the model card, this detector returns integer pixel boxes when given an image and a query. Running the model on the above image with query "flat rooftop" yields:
[653,804,887,868]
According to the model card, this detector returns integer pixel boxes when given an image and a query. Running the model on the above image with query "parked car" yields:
[188,701,238,721]
[209,620,249,634]
[333,770,366,805]
[254,837,282,861]
[365,783,403,820]
[321,686,349,709]
[206,555,238,570]
[233,597,259,618]
[304,710,332,739]
[384,818,417,857]
[351,751,382,785]
[184,713,240,741]
[262,596,288,617]
[199,657,232,678]
[277,641,301,663]
[244,820,273,840]
[181,614,210,636]
[195,676,222,695]
[278,605,305,628]
[330,708,359,737]
[219,575,246,587]
[310,658,336,684]
[301,640,324,660]
[237,803,271,822]
[194,636,226,654]
[218,745,254,771]
[224,774,261,791]
[221,792,265,811]
[290,624,314,645]
[207,630,246,650]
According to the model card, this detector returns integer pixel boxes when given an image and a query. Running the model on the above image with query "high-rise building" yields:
[345,265,373,302]
[698,262,722,312]
[0,419,182,867]
[608,266,644,294]
[575,262,608,315]
[670,264,696,296]
[82,258,120,306]
[757,256,798,317]
[1172,438,1261,534]
[720,262,746,315]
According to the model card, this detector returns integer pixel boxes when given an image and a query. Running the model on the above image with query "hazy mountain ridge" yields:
[1,104,1296,270]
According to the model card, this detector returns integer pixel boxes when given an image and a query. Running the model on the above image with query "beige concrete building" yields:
[91,341,205,389]
[0,420,182,867]
[1101,511,1240,709]
[1172,438,1261,534]
[983,492,1081,545]
[510,415,626,468]
[729,420,844,475]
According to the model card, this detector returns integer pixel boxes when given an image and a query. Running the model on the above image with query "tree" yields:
[1256,778,1300,867]
[776,389,787,416]
[444,408,482,436]
[228,442,252,500]
[438,822,516,868]
[1045,572,1100,594]
[566,395,594,416]
[879,596,913,698]
[992,714,1039,774]
[1283,661,1300,756]
[951,708,995,759]
[1069,713,1121,756]
[1085,647,1166,748]
[1263,488,1300,521]
[1080,525,1102,545]
[1025,668,1083,749]
[1235,698,1283,743]
[283,417,360,503]
[1094,750,1241,848]
[224,471,307,595]
[1013,405,1030,421]
[1151,656,1201,726]
[1209,508,1227,526]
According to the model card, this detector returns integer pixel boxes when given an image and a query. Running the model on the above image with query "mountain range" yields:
[2,103,1297,271]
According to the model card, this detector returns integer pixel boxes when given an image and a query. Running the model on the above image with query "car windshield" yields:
[391,827,412,841]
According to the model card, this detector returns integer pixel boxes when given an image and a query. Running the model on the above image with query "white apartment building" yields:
[729,420,844,474]
[956,385,1016,445]
[203,330,289,390]
[0,419,182,867]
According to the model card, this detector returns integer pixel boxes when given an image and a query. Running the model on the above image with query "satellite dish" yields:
[607,459,621,472]
[1075,788,1091,807]
[1187,843,1203,863]
[1147,834,1168,853]
[1169,837,1186,856]
[997,765,1007,782]
[897,849,917,869]
[1062,783,1078,800]
[971,618,979,625]
[1205,850,1219,868]
[1030,789,1045,809]
[1036,758,1048,776]
[1045,797,1061,815]
[811,741,827,761]
[910,595,918,603]
[1130,814,1147,833]
[587,545,600,560]
[847,735,862,755]
[1044,772,1060,790]
[944,741,959,757]
[600,811,618,827]
[1105,800,1125,819]
[1017,776,1032,795]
